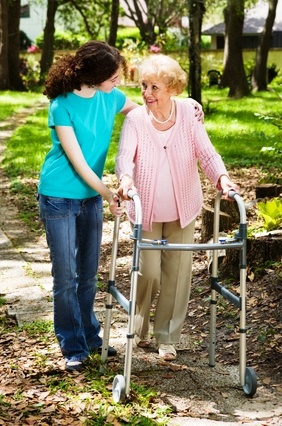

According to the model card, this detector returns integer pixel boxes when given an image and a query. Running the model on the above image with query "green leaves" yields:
[257,198,282,231]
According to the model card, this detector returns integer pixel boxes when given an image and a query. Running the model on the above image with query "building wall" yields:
[20,1,47,43]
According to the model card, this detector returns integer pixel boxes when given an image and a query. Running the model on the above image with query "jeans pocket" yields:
[94,195,103,214]
[40,195,72,219]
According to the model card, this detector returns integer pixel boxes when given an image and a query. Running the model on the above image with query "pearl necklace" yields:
[149,101,174,124]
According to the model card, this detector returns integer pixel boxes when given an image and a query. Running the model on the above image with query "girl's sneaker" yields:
[65,360,84,372]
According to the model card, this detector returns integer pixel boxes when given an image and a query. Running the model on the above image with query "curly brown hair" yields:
[43,40,126,99]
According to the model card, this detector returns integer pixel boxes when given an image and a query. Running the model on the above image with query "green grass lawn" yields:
[2,85,281,179]
[1,86,281,229]
[0,91,45,121]
[202,87,282,167]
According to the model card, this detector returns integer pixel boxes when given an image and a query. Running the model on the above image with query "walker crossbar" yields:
[102,189,257,402]
[210,278,241,308]
[108,281,130,312]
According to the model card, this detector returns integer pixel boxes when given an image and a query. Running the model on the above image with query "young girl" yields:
[38,40,137,371]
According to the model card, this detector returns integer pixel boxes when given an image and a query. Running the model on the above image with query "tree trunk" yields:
[219,235,282,279]
[108,0,119,46]
[221,0,250,98]
[8,0,25,90]
[255,183,282,199]
[40,0,58,80]
[123,0,157,45]
[252,0,278,91]
[201,200,240,243]
[0,0,9,89]
[188,0,205,104]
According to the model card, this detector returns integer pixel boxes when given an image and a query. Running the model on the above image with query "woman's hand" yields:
[219,175,240,200]
[117,174,137,200]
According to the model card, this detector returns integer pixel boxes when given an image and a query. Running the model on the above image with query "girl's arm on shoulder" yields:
[120,97,139,115]
[187,98,204,123]
[55,126,123,215]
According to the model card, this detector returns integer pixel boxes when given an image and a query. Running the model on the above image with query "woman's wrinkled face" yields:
[141,77,174,111]
[97,69,121,93]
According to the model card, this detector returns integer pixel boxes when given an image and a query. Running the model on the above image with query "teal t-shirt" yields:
[38,88,126,199]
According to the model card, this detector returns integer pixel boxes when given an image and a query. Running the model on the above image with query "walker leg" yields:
[239,243,257,396]
[100,292,113,370]
[122,268,139,397]
[209,193,221,367]
[209,286,217,367]
[100,217,120,371]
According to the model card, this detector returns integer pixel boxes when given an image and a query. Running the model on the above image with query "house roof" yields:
[203,0,282,35]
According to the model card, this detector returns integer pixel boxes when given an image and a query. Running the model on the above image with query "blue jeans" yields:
[39,195,103,362]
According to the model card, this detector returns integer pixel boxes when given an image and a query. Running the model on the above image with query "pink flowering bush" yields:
[149,45,161,53]
[27,45,41,54]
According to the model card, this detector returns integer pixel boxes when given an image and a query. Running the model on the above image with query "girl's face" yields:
[141,77,174,111]
[97,69,121,93]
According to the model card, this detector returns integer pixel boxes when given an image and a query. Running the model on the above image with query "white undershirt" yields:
[152,127,179,223]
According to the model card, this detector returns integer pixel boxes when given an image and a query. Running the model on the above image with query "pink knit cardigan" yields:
[116,99,228,231]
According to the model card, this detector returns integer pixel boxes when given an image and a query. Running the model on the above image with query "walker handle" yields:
[127,189,139,199]
[227,189,239,200]
[127,190,142,225]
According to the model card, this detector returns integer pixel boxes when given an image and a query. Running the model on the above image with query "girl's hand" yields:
[108,193,124,216]
[188,99,204,123]
[195,104,204,123]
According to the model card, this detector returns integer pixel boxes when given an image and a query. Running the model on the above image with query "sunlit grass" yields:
[0,90,45,121]
[3,109,50,178]
[108,85,282,170]
[1,85,281,229]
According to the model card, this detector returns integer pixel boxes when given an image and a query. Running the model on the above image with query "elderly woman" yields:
[116,54,239,361]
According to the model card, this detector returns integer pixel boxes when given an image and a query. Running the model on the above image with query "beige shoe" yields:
[158,344,177,361]
[134,334,151,348]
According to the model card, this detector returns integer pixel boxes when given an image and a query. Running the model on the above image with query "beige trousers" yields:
[135,219,195,345]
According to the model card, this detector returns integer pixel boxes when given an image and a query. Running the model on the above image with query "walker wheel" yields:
[112,374,126,403]
[243,367,257,397]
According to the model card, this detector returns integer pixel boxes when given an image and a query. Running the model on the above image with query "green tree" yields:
[40,0,60,79]
[8,0,25,89]
[108,0,120,46]
[122,0,187,45]
[0,0,25,90]
[188,0,206,104]
[0,0,9,89]
[58,0,111,39]
[252,0,278,91]
[40,0,116,78]
[221,0,250,98]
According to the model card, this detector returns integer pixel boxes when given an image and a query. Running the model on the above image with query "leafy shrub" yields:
[116,27,142,50]
[257,198,282,231]
[268,64,279,83]
[35,31,88,51]
[19,55,41,91]
[255,109,282,184]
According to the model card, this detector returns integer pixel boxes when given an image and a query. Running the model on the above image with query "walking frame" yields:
[100,189,257,402]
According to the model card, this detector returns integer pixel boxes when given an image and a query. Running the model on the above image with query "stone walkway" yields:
[0,104,54,325]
